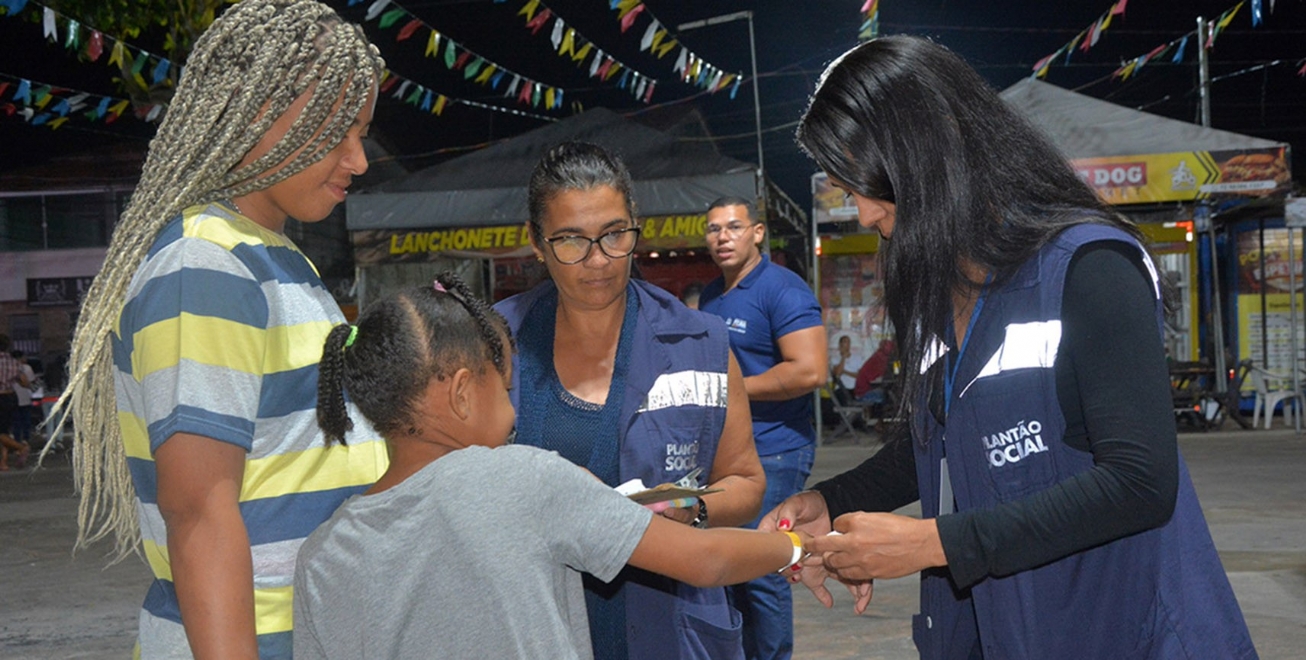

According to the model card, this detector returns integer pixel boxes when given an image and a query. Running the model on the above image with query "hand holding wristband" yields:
[779,531,805,573]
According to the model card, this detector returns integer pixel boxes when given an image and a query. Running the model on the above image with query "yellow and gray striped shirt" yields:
[112,201,387,659]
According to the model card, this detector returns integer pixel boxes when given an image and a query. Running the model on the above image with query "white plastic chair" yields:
[1249,367,1304,429]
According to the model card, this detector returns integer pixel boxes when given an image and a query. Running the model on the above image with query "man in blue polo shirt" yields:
[699,196,827,660]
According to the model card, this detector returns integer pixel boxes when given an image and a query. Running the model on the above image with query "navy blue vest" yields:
[912,225,1256,659]
[496,280,744,660]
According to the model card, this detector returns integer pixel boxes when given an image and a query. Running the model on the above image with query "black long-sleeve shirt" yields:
[812,242,1179,588]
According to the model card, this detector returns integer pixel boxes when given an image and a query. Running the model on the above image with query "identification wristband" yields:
[779,531,804,572]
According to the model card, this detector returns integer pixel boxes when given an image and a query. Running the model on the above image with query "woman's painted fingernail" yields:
[779,518,791,530]
[790,563,802,572]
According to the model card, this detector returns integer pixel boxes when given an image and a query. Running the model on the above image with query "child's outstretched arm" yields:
[627,515,808,587]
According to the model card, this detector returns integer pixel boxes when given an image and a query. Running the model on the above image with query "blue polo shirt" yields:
[700,255,823,456]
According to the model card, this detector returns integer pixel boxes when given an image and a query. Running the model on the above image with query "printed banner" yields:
[811,172,860,229]
[1235,227,1306,380]
[1072,146,1290,205]
[352,214,714,265]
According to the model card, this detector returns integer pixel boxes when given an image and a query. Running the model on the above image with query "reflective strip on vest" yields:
[637,370,729,412]
[960,320,1062,397]
[920,335,949,374]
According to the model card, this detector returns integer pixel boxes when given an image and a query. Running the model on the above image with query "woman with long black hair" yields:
[766,36,1257,660]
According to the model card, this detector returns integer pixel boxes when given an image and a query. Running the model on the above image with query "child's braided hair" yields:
[318,272,514,446]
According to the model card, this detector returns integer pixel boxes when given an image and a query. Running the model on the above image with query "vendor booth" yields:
[1001,79,1294,413]
[346,107,807,306]
[810,79,1294,426]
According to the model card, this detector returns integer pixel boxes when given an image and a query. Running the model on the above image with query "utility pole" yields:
[1197,15,1229,396]
[676,11,765,205]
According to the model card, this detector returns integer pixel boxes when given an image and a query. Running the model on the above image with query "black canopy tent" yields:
[1000,78,1287,161]
[345,107,807,304]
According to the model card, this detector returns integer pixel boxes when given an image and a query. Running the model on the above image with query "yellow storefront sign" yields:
[1071,146,1289,205]
[354,214,717,265]
[388,226,529,255]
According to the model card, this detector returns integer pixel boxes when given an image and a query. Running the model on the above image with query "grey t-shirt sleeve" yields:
[292,551,329,660]
[509,446,654,583]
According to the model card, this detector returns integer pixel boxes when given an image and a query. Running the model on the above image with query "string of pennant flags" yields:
[1110,2,1262,80]
[377,68,558,123]
[1031,0,1132,78]
[606,1,745,99]
[0,71,154,129]
[0,60,558,132]
[0,0,561,129]
[351,0,594,110]
[506,0,657,104]
[0,0,182,90]
[1032,0,1275,80]
[1,0,758,132]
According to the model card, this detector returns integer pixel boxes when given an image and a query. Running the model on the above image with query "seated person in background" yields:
[293,273,812,660]
[853,339,895,406]
[830,335,856,394]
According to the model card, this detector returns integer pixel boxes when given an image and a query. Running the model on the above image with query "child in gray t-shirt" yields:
[293,273,811,660]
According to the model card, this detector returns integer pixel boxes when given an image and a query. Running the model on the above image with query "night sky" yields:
[1,0,1303,213]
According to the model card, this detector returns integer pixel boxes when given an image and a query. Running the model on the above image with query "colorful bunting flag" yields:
[378,7,405,30]
[1172,35,1188,62]
[63,18,78,48]
[859,0,880,41]
[1032,53,1055,78]
[397,18,421,41]
[108,41,125,68]
[525,8,551,34]
[87,30,103,61]
[151,58,169,85]
[365,0,392,22]
[641,21,658,50]
[619,3,644,32]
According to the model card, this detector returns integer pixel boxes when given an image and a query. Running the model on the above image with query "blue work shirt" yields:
[700,255,823,457]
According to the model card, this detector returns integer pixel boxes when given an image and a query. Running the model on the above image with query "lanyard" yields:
[943,280,990,419]
[939,276,990,516]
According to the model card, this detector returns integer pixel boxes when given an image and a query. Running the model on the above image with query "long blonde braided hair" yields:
[51,0,384,560]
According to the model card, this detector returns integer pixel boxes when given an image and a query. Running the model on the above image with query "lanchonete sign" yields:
[352,214,713,265]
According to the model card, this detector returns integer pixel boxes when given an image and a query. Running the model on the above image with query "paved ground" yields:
[2,425,1304,658]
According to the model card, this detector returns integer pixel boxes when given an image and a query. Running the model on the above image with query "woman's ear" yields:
[527,223,545,263]
[448,367,474,421]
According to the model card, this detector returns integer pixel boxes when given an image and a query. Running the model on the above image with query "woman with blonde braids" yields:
[53,1,389,657]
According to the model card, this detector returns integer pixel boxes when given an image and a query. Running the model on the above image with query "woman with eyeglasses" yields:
[494,141,765,660]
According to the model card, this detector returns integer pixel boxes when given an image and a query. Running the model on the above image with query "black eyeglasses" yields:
[544,227,641,265]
